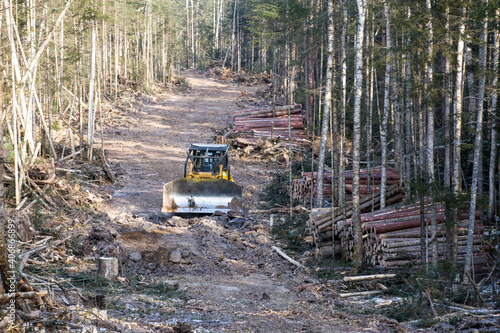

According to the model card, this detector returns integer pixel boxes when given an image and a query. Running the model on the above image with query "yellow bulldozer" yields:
[162,143,243,214]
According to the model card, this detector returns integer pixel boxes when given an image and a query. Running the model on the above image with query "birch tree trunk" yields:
[352,0,366,270]
[380,1,391,209]
[425,0,437,268]
[339,0,347,210]
[464,2,488,282]
[451,8,466,267]
[367,15,375,198]
[316,0,334,208]
[488,9,499,221]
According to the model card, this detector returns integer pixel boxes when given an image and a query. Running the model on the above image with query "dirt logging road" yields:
[93,70,402,332]
[102,70,243,217]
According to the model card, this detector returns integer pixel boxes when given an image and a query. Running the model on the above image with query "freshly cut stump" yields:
[98,257,119,279]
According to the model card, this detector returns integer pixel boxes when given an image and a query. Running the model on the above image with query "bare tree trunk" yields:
[28,0,36,147]
[444,5,454,262]
[237,8,241,73]
[367,14,375,198]
[465,46,476,131]
[425,0,437,268]
[338,0,347,210]
[380,1,391,209]
[115,5,119,99]
[352,0,367,271]
[102,0,107,97]
[303,0,312,133]
[404,7,412,197]
[186,0,190,67]
[464,2,488,282]
[451,7,466,267]
[228,0,238,70]
[392,62,402,182]
[488,9,499,221]
[317,0,334,208]
[88,13,97,162]
[191,0,196,67]
[444,6,452,190]
[146,0,153,86]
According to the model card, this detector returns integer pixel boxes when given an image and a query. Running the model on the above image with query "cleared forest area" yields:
[1,0,500,331]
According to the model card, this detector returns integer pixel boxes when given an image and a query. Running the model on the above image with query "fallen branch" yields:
[56,148,84,164]
[32,173,57,185]
[27,176,56,206]
[339,290,383,298]
[21,199,37,213]
[15,197,28,210]
[55,167,82,173]
[426,289,437,317]
[343,274,396,282]
[272,246,307,270]
[19,244,49,272]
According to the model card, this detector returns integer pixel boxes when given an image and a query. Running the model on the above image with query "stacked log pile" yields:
[309,185,405,261]
[364,207,487,269]
[292,167,403,204]
[310,201,490,270]
[232,104,310,149]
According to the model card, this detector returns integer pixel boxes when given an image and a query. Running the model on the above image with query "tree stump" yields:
[98,257,119,280]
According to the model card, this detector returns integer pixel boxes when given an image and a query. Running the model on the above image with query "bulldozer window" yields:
[189,148,228,174]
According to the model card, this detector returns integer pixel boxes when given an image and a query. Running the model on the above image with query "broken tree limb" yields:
[272,246,307,270]
[339,290,384,298]
[343,274,396,282]
[15,197,28,210]
[56,148,84,164]
[426,290,438,317]
[19,244,49,272]
[26,176,56,206]
[21,199,37,213]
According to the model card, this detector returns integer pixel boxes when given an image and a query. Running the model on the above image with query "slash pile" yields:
[232,104,310,150]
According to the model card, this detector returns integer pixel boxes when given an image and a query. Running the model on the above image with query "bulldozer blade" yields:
[162,178,243,214]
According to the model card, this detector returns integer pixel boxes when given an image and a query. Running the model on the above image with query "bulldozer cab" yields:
[185,144,232,180]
